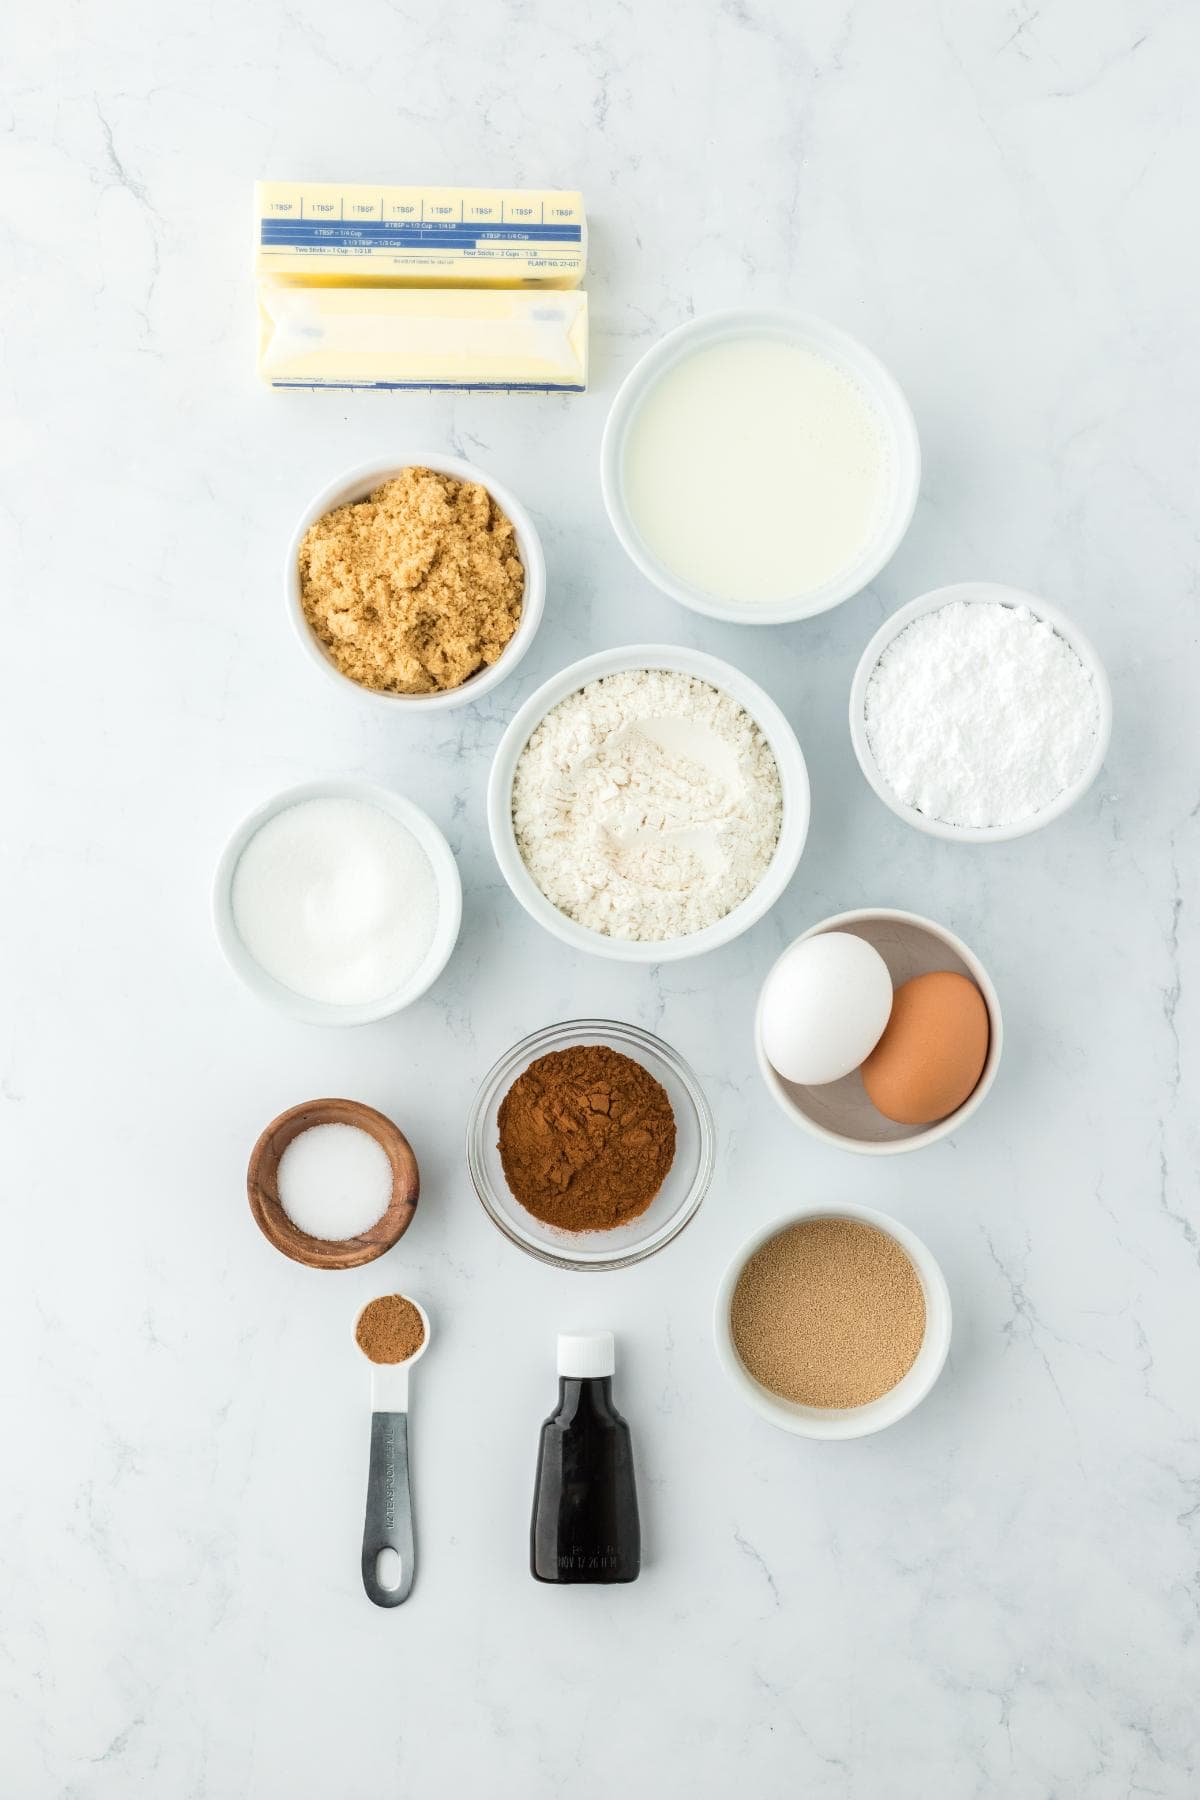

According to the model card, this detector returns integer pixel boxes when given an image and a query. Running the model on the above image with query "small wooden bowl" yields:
[247,1099,419,1270]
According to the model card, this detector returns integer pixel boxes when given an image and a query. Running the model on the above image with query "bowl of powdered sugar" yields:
[488,645,810,962]
[850,583,1111,842]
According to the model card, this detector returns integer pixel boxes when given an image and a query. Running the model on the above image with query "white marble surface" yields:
[3,1,1198,1793]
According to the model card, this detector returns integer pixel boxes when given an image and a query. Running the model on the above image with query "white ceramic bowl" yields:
[755,908,1003,1155]
[600,309,921,625]
[213,778,462,1026]
[466,1018,715,1272]
[487,644,811,964]
[285,454,546,712]
[849,582,1113,842]
[713,1202,952,1439]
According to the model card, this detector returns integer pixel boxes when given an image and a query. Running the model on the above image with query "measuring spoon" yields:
[356,1295,430,1607]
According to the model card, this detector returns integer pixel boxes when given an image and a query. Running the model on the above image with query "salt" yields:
[864,601,1101,829]
[277,1123,394,1241]
[231,797,438,1005]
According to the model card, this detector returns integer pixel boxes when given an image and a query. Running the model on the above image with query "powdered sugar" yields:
[864,601,1101,829]
[512,669,782,941]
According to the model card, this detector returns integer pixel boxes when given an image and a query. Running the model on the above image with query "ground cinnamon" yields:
[356,1294,425,1364]
[497,1045,676,1233]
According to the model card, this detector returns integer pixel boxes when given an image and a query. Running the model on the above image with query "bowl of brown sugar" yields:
[713,1203,951,1438]
[286,454,546,712]
[466,1019,715,1271]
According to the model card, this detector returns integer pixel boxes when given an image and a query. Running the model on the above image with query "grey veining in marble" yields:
[2,0,1198,1794]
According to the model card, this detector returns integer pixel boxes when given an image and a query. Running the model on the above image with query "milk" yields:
[622,336,890,603]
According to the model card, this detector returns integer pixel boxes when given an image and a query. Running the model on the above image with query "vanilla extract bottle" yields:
[531,1332,641,1585]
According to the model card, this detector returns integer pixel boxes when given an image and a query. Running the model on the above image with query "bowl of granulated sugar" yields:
[850,583,1112,843]
[713,1203,951,1439]
[214,778,462,1025]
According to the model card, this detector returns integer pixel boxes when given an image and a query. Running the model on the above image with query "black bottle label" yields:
[553,1545,624,1574]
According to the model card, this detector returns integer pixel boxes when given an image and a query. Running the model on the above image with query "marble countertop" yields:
[4,1,1198,1793]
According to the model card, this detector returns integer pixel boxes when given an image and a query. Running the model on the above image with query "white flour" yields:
[864,601,1101,829]
[512,669,783,940]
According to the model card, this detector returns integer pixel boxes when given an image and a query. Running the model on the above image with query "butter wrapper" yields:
[256,182,586,290]
[257,283,588,392]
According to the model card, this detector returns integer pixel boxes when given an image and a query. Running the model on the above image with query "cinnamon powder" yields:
[497,1045,676,1233]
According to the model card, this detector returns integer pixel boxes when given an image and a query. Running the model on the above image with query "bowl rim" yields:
[284,452,547,712]
[486,641,811,964]
[465,1017,715,1271]
[754,907,1004,1155]
[213,777,463,1025]
[849,582,1114,842]
[247,1097,420,1269]
[600,307,921,625]
[712,1201,953,1439]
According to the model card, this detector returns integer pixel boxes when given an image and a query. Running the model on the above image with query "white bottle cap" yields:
[557,1331,615,1378]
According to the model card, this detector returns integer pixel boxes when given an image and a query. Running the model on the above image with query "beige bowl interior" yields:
[760,913,1001,1149]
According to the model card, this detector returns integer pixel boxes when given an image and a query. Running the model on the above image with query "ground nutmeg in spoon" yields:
[497,1044,676,1232]
[356,1294,425,1364]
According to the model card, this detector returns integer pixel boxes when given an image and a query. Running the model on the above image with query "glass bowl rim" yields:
[465,1017,716,1272]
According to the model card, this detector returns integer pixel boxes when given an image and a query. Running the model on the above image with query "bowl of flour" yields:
[488,646,810,962]
[850,584,1112,843]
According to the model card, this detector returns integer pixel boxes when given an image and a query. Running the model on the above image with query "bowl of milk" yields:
[601,310,920,625]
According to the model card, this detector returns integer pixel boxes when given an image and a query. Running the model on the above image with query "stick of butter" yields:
[255,182,586,289]
[257,282,588,391]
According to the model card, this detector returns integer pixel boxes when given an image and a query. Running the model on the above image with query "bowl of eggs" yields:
[755,908,1003,1155]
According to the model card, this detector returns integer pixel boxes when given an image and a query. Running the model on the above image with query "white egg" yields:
[760,931,893,1086]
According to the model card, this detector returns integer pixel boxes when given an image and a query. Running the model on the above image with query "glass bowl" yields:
[466,1019,715,1271]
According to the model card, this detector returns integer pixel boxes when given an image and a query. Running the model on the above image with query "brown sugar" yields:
[497,1044,676,1233]
[356,1294,425,1365]
[730,1219,925,1408]
[298,466,524,695]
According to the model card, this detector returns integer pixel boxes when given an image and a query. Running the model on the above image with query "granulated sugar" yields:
[864,600,1100,829]
[730,1218,925,1408]
[231,797,438,1005]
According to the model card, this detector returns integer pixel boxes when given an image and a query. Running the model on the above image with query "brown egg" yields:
[861,971,989,1125]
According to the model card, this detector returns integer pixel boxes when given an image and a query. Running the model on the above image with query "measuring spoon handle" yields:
[361,1411,414,1606]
